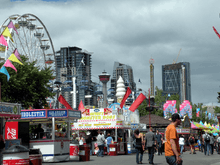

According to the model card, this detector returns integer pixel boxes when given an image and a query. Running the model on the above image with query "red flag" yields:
[58,94,73,110]
[213,26,220,38]
[129,93,146,112]
[120,87,132,109]
[78,100,85,111]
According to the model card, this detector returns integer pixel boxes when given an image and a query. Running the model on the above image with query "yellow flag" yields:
[2,27,14,42]
[8,53,23,65]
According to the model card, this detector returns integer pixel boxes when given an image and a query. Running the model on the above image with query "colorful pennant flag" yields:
[208,113,211,120]
[129,93,146,112]
[8,53,23,65]
[58,94,73,110]
[120,87,132,109]
[13,49,21,61]
[213,26,220,39]
[3,59,17,72]
[78,100,85,112]
[196,108,200,117]
[8,21,18,34]
[0,35,8,47]
[0,66,10,81]
[2,27,14,42]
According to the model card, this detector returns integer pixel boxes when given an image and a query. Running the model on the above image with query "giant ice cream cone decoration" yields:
[116,76,126,103]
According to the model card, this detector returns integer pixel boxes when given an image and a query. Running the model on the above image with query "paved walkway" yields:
[43,151,220,165]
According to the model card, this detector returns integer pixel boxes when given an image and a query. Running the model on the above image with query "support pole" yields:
[52,117,55,140]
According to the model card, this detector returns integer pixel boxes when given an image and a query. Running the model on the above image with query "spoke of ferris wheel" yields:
[16,26,28,57]
[22,22,31,62]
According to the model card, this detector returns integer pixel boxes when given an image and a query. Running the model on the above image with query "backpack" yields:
[205,135,210,142]
[189,137,194,143]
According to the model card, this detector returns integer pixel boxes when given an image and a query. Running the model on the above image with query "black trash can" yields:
[29,148,42,165]
[3,145,29,165]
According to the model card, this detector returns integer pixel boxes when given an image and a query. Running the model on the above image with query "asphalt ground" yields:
[42,150,220,165]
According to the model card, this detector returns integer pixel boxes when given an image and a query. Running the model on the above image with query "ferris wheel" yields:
[0,13,57,78]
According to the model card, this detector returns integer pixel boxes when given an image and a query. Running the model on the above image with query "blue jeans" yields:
[107,144,110,153]
[180,145,184,154]
[97,144,104,157]
[204,142,210,155]
[166,155,183,165]
[135,147,143,164]
[147,147,154,164]
[157,142,162,155]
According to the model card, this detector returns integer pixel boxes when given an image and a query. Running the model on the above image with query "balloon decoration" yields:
[163,100,177,117]
[179,100,192,119]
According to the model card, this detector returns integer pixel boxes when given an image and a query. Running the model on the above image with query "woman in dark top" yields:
[134,129,144,164]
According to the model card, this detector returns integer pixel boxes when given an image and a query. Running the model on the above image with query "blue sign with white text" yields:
[21,111,46,118]
[47,110,67,118]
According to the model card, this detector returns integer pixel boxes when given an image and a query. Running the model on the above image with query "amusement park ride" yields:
[0,13,57,78]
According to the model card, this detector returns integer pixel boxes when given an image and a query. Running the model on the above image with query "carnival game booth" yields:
[72,108,131,155]
[13,109,81,163]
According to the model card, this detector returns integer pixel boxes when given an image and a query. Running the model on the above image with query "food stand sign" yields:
[0,102,21,118]
[69,110,81,118]
[47,110,67,118]
[21,110,46,118]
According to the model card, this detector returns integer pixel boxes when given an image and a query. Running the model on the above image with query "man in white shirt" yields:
[202,131,210,156]
[96,131,105,157]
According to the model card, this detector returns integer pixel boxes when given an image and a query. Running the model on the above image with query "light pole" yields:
[54,80,62,108]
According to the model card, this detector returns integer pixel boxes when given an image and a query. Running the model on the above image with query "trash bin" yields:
[3,145,30,165]
[29,148,42,165]
[79,144,90,161]
[70,143,79,160]
[109,144,117,156]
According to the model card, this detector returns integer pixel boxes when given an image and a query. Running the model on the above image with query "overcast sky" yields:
[1,0,220,106]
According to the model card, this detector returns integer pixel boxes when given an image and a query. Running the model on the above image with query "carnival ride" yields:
[0,13,57,78]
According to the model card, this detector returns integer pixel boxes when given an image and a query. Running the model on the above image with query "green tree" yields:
[0,55,55,109]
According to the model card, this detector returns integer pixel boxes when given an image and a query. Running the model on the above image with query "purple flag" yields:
[13,49,21,61]
[8,21,18,34]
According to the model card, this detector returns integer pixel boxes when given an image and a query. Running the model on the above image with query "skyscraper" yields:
[55,46,97,109]
[162,62,191,102]
[110,62,136,104]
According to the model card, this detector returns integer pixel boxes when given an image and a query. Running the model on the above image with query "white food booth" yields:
[72,104,134,155]
[17,109,81,162]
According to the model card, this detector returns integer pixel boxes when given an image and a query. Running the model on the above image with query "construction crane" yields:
[173,48,181,64]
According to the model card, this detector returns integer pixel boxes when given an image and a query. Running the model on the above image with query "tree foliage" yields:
[0,55,55,109]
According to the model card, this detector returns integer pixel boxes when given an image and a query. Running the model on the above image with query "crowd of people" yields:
[133,113,220,165]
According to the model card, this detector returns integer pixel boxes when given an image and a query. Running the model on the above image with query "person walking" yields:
[201,131,205,153]
[134,129,144,164]
[165,113,182,165]
[202,131,210,156]
[156,130,163,155]
[217,135,220,154]
[179,135,185,155]
[145,127,156,165]
[210,133,214,155]
[96,131,105,157]
[85,131,93,155]
[106,133,113,155]
[189,134,196,154]
[0,134,5,164]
